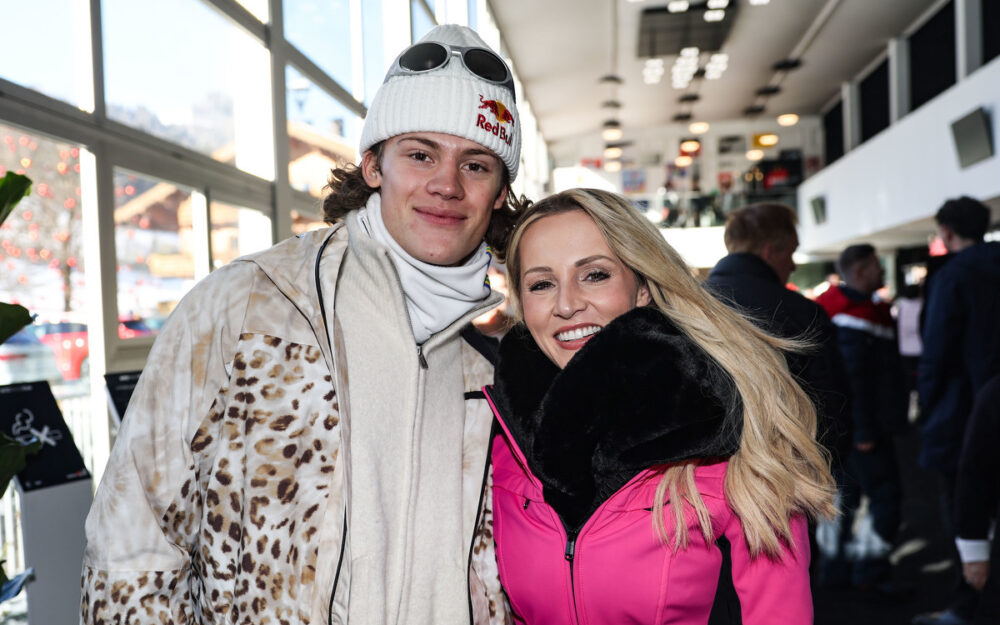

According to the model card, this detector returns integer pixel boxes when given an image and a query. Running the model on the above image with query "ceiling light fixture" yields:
[602,120,623,141]
[704,9,725,21]
[673,113,693,122]
[604,160,623,172]
[679,139,701,153]
[756,85,781,96]
[757,133,779,147]
[675,155,694,167]
[749,0,769,5]
[773,58,802,72]
[689,121,710,134]
[746,149,764,161]
[706,0,729,8]
[777,113,799,127]
[744,105,765,116]
[667,1,689,13]
[604,145,624,159]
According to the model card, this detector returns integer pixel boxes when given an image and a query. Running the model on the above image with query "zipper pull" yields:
[417,345,428,369]
[564,533,577,561]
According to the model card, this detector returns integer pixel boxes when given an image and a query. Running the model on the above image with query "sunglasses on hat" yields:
[385,41,516,102]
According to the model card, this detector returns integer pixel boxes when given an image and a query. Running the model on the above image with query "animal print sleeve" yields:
[81,264,253,624]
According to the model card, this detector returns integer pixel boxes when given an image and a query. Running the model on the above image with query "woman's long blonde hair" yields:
[505,188,837,557]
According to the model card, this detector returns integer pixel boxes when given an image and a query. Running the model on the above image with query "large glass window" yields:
[984,0,1000,64]
[823,100,844,167]
[284,0,353,90]
[286,65,361,197]
[909,1,956,112]
[411,0,436,42]
[103,0,274,179]
[0,1,94,111]
[0,123,96,533]
[210,202,273,270]
[113,169,199,335]
[859,59,889,143]
[237,0,269,22]
[362,0,386,106]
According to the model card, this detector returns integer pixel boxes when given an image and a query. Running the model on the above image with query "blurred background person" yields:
[816,244,909,592]
[915,196,1000,625]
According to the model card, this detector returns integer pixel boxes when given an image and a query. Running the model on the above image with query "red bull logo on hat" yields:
[475,94,514,146]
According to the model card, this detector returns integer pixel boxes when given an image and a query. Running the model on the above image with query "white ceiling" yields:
[491,0,945,145]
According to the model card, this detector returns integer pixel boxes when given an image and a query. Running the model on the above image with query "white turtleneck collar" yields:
[356,193,493,344]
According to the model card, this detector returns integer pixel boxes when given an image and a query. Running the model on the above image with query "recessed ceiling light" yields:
[704,9,725,21]
[777,113,799,127]
[667,1,689,12]
[602,120,623,141]
[680,46,700,58]
[604,145,624,159]
[680,139,701,153]
[707,0,729,7]
[689,121,710,134]
[756,85,781,96]
[604,160,623,172]
[746,149,764,161]
[673,113,693,122]
[757,133,779,147]
[749,0,769,5]
[675,155,694,167]
[678,93,700,103]
[744,105,765,116]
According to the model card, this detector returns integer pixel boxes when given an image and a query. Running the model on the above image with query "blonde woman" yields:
[483,188,836,624]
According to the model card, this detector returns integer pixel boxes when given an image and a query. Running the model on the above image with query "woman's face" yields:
[518,209,650,369]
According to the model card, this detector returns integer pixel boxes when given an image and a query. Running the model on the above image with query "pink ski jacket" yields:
[486,413,813,624]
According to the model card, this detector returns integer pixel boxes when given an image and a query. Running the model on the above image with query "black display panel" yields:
[104,370,142,423]
[0,381,90,491]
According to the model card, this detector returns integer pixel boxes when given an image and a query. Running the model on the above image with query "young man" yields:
[815,244,909,591]
[81,25,521,624]
[914,196,1000,625]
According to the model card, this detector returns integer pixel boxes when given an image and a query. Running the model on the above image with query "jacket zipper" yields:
[417,344,428,369]
[565,530,580,623]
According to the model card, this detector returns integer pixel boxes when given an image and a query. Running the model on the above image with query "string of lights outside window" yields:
[616,0,802,173]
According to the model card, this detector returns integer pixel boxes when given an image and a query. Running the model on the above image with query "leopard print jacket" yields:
[81,226,511,624]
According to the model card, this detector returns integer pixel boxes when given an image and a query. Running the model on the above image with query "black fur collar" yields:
[490,306,741,534]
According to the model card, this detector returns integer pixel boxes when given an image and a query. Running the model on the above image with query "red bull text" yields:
[476,94,514,146]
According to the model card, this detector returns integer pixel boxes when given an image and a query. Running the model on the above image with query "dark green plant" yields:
[0,171,38,601]
[0,173,33,343]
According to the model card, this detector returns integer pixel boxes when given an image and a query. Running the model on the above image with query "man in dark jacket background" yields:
[706,203,852,464]
[914,196,1000,625]
[816,243,909,591]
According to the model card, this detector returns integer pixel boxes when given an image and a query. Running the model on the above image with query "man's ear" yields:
[361,150,382,188]
[492,182,509,211]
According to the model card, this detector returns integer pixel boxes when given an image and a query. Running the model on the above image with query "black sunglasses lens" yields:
[463,49,508,82]
[399,42,448,71]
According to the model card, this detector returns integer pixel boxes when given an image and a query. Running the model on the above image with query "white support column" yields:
[840,81,861,154]
[956,0,983,79]
[888,38,911,123]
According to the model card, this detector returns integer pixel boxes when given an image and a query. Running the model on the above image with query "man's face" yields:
[938,225,960,253]
[760,233,798,285]
[362,132,507,266]
[852,253,885,295]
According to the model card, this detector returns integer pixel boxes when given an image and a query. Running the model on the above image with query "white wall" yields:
[797,54,1000,254]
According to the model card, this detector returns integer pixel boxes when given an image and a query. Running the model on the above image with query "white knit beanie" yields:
[360,24,521,180]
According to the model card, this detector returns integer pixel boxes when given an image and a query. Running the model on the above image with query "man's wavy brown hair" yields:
[321,141,529,261]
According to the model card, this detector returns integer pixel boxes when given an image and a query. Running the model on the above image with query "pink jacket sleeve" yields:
[727,513,813,624]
